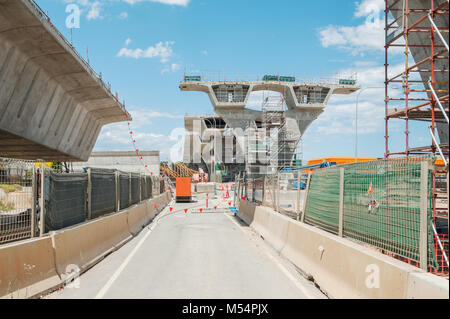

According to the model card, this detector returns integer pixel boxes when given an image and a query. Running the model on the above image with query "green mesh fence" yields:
[304,157,438,268]
[304,166,340,234]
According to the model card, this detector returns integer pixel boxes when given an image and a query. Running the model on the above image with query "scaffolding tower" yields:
[245,92,302,176]
[385,0,449,276]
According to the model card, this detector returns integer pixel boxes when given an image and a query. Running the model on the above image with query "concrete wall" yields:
[0,0,129,161]
[238,200,449,299]
[71,151,160,176]
[0,191,171,298]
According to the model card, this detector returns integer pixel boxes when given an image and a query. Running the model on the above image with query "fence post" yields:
[39,167,46,237]
[296,170,301,221]
[139,173,142,202]
[272,174,276,210]
[276,171,280,212]
[87,168,92,220]
[31,165,36,238]
[301,172,311,223]
[115,171,120,212]
[244,173,247,200]
[262,175,266,205]
[252,177,256,202]
[234,173,240,206]
[419,161,429,271]
[129,172,132,205]
[338,167,345,237]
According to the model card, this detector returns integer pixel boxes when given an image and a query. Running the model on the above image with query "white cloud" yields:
[95,106,185,160]
[318,0,398,55]
[117,41,175,63]
[65,0,103,20]
[122,0,190,6]
[125,38,132,46]
[201,50,208,56]
[119,12,129,19]
[86,1,101,20]
[354,0,385,18]
[161,62,181,74]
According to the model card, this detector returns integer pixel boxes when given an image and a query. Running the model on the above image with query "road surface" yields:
[47,191,325,299]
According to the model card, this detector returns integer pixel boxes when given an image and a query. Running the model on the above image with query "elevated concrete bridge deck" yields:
[0,0,130,161]
[180,80,358,110]
[180,80,359,170]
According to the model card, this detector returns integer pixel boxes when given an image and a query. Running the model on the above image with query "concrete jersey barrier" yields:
[238,199,449,299]
[1,191,172,298]
[0,237,60,298]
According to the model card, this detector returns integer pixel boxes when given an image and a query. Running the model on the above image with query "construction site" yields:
[0,0,448,303]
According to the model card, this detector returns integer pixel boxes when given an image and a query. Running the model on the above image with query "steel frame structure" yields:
[384,0,449,276]
[384,0,449,158]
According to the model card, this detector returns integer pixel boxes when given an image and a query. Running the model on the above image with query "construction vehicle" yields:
[175,177,192,203]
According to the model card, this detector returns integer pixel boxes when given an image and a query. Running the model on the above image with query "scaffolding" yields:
[385,0,449,276]
[244,92,302,176]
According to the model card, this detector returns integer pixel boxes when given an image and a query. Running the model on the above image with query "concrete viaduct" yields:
[0,0,130,161]
[180,79,359,167]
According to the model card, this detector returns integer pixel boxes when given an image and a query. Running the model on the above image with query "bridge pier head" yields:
[180,78,359,168]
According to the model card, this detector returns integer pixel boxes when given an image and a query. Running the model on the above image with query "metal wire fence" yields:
[0,159,36,244]
[0,159,167,245]
[238,156,448,275]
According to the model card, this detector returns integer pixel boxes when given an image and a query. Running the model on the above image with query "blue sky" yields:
[36,0,431,162]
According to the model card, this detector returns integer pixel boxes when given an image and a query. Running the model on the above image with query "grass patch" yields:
[0,199,14,211]
[0,184,22,193]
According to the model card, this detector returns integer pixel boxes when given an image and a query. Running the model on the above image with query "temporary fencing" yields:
[119,172,130,210]
[240,156,448,274]
[0,159,36,244]
[0,158,167,245]
[46,171,88,232]
[90,168,116,219]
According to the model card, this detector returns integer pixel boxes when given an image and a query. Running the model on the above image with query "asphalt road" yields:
[47,192,325,299]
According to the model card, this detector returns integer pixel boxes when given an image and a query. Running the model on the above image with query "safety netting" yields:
[130,173,140,205]
[119,172,130,210]
[304,157,438,268]
[140,176,152,200]
[90,168,116,218]
[45,171,87,231]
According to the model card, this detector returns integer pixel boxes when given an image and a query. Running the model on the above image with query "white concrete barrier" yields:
[0,191,172,299]
[0,237,60,298]
[127,204,150,236]
[238,200,449,299]
[236,200,256,226]
[251,206,290,253]
[52,210,132,277]
[195,183,215,194]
